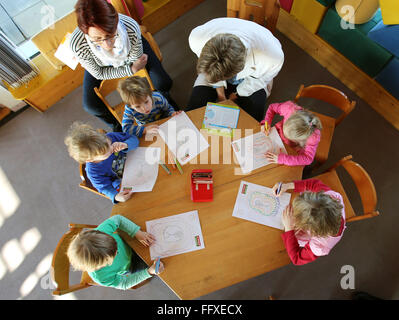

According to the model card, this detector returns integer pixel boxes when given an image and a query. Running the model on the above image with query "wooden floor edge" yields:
[276,9,399,131]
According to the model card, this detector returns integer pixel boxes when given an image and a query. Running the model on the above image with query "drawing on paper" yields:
[146,210,205,259]
[248,191,281,217]
[232,128,287,173]
[232,181,291,230]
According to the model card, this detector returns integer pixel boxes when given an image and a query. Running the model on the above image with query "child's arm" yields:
[154,92,175,116]
[261,101,297,127]
[276,131,320,166]
[122,106,145,137]
[281,232,319,266]
[86,167,119,203]
[294,179,331,193]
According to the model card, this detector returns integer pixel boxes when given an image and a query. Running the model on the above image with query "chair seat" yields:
[312,111,335,164]
[313,170,356,221]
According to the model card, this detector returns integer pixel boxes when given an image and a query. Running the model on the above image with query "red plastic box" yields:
[190,169,213,202]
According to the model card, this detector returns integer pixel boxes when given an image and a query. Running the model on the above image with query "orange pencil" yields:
[169,151,177,169]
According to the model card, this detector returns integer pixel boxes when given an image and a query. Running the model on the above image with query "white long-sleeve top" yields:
[189,18,284,97]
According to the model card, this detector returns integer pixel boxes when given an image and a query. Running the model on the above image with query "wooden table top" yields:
[111,101,303,299]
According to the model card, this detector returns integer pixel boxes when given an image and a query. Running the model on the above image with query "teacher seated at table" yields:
[70,0,176,132]
[186,18,284,122]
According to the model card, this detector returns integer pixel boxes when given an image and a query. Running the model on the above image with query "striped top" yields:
[70,14,143,80]
[122,91,175,137]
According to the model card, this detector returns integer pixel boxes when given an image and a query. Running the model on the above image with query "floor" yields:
[1,0,398,300]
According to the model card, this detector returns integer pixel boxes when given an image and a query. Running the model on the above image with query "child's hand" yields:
[261,123,270,136]
[148,259,164,275]
[282,204,295,232]
[115,190,133,202]
[272,182,294,196]
[143,125,159,135]
[171,111,182,117]
[111,142,128,153]
[135,230,156,247]
[228,92,238,101]
[266,151,279,163]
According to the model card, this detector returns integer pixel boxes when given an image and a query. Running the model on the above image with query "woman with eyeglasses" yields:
[70,0,176,131]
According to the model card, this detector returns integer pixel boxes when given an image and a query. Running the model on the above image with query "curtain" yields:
[0,31,38,89]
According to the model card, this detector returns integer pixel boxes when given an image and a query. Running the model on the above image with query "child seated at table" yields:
[67,215,164,290]
[260,101,322,166]
[117,76,181,137]
[273,179,346,265]
[64,122,137,203]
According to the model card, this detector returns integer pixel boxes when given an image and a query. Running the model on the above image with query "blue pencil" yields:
[155,257,161,274]
[276,182,282,196]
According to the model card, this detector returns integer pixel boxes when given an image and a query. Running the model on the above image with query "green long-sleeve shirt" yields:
[89,215,152,290]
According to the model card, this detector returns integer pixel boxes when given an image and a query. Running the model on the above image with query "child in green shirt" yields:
[67,215,164,290]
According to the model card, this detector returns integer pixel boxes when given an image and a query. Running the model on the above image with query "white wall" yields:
[0,86,26,112]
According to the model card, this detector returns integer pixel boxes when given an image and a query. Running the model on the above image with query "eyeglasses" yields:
[89,33,119,45]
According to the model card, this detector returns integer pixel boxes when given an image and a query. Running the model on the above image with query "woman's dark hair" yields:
[75,0,119,34]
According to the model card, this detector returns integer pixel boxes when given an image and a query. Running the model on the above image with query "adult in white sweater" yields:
[187,18,284,121]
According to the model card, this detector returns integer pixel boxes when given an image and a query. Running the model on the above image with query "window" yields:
[0,0,77,58]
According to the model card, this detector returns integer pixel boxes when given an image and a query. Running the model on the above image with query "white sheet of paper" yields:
[232,181,291,230]
[231,127,287,174]
[121,147,160,192]
[54,32,79,70]
[146,210,205,260]
[158,112,209,165]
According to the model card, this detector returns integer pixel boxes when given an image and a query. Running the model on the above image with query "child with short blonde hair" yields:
[117,76,180,137]
[261,101,322,166]
[67,215,164,290]
[273,179,346,265]
[64,122,138,203]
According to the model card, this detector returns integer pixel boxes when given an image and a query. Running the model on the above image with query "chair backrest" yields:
[79,163,110,199]
[94,68,155,125]
[227,0,280,34]
[294,84,356,127]
[328,155,379,222]
[51,224,98,295]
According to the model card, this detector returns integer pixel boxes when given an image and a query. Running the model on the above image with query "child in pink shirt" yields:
[261,101,322,166]
[273,179,346,265]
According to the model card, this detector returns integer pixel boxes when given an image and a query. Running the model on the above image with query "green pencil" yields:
[175,158,183,175]
[159,161,171,175]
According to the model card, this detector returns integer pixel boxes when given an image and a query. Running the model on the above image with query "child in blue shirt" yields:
[117,76,181,137]
[64,122,138,203]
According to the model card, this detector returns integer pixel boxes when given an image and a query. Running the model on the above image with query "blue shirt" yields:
[122,91,175,137]
[85,132,139,203]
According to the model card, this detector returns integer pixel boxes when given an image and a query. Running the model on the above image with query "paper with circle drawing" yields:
[158,112,209,165]
[232,180,291,230]
[231,127,287,174]
[121,147,160,192]
[146,210,205,260]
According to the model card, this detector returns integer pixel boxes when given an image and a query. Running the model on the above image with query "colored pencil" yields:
[159,161,171,175]
[175,158,183,174]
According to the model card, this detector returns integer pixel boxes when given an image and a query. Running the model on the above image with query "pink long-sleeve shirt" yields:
[261,101,321,166]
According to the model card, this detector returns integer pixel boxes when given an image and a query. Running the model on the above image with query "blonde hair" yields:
[292,192,343,237]
[64,122,110,163]
[283,109,322,147]
[197,33,246,83]
[117,76,152,105]
[67,229,117,272]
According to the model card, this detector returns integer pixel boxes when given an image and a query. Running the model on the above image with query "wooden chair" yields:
[294,84,356,167]
[313,155,379,223]
[51,223,149,295]
[79,163,110,199]
[227,0,280,34]
[94,25,159,125]
[51,223,99,295]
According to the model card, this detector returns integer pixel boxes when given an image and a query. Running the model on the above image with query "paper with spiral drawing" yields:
[231,127,287,174]
[146,210,205,260]
[232,181,291,230]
